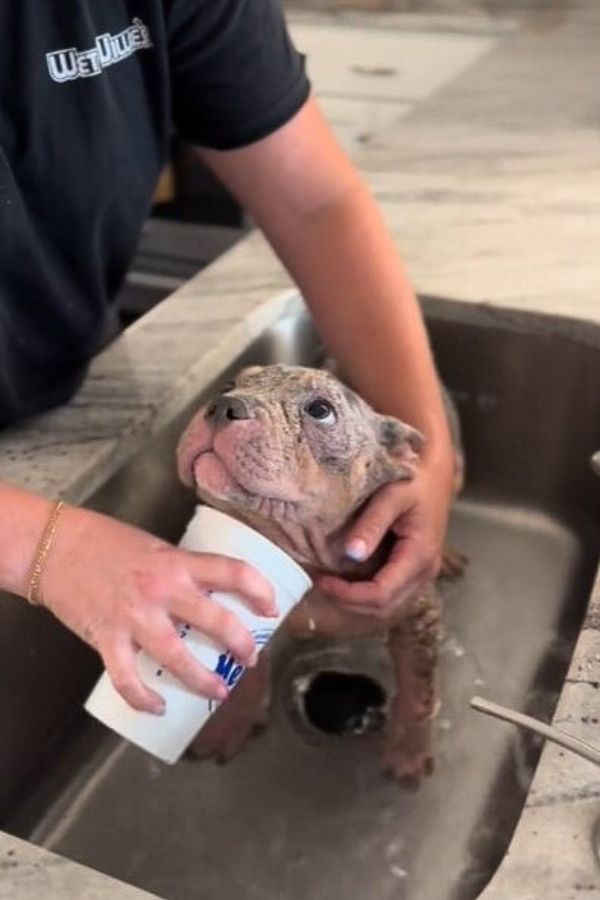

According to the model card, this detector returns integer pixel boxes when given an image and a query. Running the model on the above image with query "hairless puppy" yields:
[177,364,464,779]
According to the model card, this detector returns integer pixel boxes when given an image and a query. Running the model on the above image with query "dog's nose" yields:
[205,395,252,426]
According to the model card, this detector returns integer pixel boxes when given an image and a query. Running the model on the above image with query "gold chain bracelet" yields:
[27,500,66,606]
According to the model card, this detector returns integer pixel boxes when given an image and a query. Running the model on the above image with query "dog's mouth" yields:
[191,448,250,500]
[192,441,306,510]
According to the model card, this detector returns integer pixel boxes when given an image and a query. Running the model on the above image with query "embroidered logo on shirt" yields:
[46,18,152,83]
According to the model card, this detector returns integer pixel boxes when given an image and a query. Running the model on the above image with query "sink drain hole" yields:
[302,670,387,736]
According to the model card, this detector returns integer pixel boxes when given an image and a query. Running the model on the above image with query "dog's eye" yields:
[221,380,236,394]
[305,398,336,425]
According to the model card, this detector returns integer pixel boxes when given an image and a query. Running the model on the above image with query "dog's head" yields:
[177,364,423,569]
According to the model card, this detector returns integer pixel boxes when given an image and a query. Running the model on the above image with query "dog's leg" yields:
[382,588,441,781]
[186,645,272,763]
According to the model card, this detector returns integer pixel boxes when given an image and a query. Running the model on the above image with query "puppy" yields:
[177,364,464,778]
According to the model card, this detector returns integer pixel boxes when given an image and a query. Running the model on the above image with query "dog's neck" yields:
[225,503,387,582]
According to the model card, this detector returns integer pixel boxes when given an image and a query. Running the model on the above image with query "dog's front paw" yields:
[381,719,434,784]
[186,657,272,764]
[186,700,268,764]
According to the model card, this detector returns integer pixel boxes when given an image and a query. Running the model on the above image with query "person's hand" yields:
[40,506,277,714]
[317,458,454,618]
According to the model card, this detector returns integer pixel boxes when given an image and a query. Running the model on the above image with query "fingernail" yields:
[345,538,368,562]
[215,683,229,701]
[152,700,166,716]
[248,648,259,667]
[268,605,279,619]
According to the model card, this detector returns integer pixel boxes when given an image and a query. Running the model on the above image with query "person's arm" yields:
[199,96,455,614]
[0,481,276,708]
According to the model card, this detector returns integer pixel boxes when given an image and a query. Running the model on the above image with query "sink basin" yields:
[2,301,599,900]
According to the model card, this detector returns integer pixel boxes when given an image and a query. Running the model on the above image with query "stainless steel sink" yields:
[3,302,599,900]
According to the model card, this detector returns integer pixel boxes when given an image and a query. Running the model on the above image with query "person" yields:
[0,1,454,714]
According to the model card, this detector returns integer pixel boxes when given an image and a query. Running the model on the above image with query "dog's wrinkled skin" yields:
[176,364,464,779]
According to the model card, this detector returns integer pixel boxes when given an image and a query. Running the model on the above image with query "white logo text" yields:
[47,18,152,83]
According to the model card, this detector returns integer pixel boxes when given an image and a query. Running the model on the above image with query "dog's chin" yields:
[193,450,275,515]
[192,450,248,501]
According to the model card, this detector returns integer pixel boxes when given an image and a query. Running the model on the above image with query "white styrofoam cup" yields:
[84,505,312,763]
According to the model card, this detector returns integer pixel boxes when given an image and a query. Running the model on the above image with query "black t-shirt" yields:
[0,1,309,426]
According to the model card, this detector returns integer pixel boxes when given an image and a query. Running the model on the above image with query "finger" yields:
[137,617,230,701]
[318,546,429,609]
[101,635,165,715]
[318,574,423,621]
[185,552,278,618]
[172,589,257,667]
[344,486,412,563]
[318,574,391,605]
[330,575,424,617]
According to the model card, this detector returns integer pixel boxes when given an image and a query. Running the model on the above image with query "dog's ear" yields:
[372,414,424,482]
[377,415,424,454]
